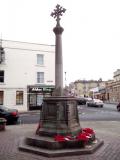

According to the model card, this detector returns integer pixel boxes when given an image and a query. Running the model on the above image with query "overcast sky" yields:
[0,0,120,85]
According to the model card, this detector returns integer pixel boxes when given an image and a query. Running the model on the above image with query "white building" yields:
[0,40,55,111]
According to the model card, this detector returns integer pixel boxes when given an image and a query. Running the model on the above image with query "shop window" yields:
[29,94,36,106]
[0,71,4,82]
[0,91,3,105]
[16,91,23,105]
[37,72,44,83]
[37,54,44,65]
[37,94,43,106]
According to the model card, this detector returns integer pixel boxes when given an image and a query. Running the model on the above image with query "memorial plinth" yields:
[39,96,81,136]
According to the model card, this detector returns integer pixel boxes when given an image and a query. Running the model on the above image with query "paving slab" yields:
[0,121,120,160]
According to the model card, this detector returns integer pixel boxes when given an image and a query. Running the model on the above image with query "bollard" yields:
[0,118,7,131]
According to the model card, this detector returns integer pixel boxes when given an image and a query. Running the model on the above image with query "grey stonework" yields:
[39,97,81,136]
[37,5,82,138]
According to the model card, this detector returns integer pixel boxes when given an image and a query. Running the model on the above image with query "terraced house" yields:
[106,69,120,103]
[73,79,104,98]
[0,40,55,111]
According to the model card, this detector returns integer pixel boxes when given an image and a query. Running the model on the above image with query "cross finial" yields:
[51,4,66,26]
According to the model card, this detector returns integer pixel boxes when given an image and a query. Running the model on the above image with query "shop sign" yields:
[30,87,54,93]
[32,88,43,92]
[43,88,53,92]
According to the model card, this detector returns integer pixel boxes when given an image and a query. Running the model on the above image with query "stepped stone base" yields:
[19,135,104,157]
[19,97,104,157]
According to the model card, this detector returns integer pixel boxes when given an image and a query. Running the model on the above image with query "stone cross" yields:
[51,4,66,96]
[51,4,66,26]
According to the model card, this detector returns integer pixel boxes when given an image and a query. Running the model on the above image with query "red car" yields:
[0,105,19,124]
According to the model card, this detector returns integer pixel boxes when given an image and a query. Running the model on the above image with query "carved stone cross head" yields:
[51,4,66,26]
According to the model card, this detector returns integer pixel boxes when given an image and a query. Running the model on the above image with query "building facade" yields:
[72,79,104,97]
[106,69,120,103]
[0,40,55,111]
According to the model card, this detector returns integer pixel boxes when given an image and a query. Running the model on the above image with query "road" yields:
[78,103,120,121]
[18,103,120,124]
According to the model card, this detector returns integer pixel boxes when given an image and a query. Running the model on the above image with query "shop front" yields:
[27,85,54,110]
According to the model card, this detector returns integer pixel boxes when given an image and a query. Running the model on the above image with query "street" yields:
[78,103,120,121]
[18,103,120,125]
[2,103,120,160]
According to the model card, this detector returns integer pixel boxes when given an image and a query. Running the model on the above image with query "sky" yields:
[0,0,120,85]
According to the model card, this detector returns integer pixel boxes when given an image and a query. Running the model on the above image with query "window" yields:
[30,94,36,106]
[37,54,44,65]
[0,91,3,105]
[0,47,5,63]
[16,91,23,105]
[0,71,4,82]
[37,94,43,106]
[37,72,44,83]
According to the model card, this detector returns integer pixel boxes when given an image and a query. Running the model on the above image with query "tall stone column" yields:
[51,4,66,96]
[53,26,63,95]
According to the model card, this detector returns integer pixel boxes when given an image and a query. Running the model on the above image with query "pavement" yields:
[19,110,40,115]
[0,120,120,160]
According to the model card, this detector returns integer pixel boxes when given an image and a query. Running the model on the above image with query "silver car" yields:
[86,99,104,108]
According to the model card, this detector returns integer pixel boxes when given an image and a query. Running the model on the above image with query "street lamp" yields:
[64,71,66,87]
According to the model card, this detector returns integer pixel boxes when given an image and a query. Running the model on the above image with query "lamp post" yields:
[64,71,66,87]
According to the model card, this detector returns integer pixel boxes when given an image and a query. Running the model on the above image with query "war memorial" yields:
[19,4,103,157]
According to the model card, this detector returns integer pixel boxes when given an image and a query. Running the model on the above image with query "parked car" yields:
[77,97,87,105]
[86,99,104,107]
[116,103,120,111]
[0,105,19,124]
[84,97,92,102]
